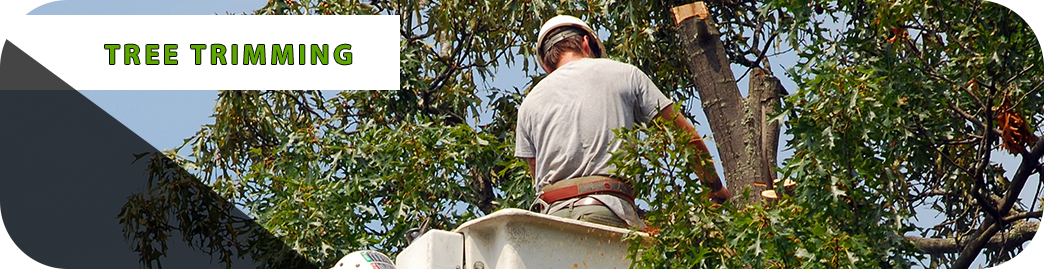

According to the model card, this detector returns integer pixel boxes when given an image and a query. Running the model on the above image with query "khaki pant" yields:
[549,204,628,228]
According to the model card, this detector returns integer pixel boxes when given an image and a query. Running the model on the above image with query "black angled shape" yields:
[0,40,318,269]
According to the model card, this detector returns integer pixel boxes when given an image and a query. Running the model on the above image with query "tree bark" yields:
[469,166,496,214]
[670,1,1040,266]
[672,2,770,205]
[751,68,783,188]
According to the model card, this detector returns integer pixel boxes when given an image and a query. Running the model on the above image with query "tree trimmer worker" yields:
[515,15,731,229]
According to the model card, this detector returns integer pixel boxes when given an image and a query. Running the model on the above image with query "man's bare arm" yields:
[654,105,731,202]
[522,157,536,177]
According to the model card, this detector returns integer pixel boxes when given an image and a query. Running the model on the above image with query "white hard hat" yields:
[331,250,396,269]
[536,15,606,72]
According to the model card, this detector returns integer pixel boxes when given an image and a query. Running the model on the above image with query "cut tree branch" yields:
[672,2,767,205]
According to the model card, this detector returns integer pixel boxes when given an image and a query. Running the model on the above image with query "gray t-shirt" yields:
[515,58,672,191]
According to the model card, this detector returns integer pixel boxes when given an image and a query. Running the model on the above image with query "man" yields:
[515,15,731,229]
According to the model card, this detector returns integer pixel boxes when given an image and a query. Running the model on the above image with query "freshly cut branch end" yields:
[671,2,709,25]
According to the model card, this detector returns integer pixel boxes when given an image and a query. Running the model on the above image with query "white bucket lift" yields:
[395,209,648,269]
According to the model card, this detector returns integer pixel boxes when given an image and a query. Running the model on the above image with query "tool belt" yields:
[538,175,634,205]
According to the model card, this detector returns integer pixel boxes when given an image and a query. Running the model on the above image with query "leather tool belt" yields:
[539,175,634,204]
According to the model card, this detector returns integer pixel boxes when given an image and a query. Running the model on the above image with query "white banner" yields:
[3,15,399,90]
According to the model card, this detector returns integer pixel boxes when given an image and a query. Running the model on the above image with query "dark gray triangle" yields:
[0,40,75,90]
[0,40,317,269]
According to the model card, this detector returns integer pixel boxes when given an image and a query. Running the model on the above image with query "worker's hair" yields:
[542,26,600,72]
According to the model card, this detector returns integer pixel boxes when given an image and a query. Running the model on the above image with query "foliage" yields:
[117,0,1042,268]
[773,0,1043,267]
[612,115,917,268]
[119,151,314,269]
[123,90,532,268]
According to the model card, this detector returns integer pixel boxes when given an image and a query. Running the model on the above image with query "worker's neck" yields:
[555,52,589,70]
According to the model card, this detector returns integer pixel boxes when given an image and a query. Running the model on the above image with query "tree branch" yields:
[1003,211,1043,223]
[672,2,767,205]
[908,221,1039,255]
[953,138,1043,268]
[999,139,1044,222]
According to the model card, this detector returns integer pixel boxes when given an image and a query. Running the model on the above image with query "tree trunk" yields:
[671,2,774,206]
[671,2,1041,265]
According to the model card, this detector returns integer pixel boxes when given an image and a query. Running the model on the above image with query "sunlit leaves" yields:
[611,116,914,268]
[776,0,1042,267]
[119,1,1040,269]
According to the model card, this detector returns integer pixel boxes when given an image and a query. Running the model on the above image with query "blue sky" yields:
[22,0,1044,268]
[76,90,220,153]
[31,0,269,151]
[30,0,266,15]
